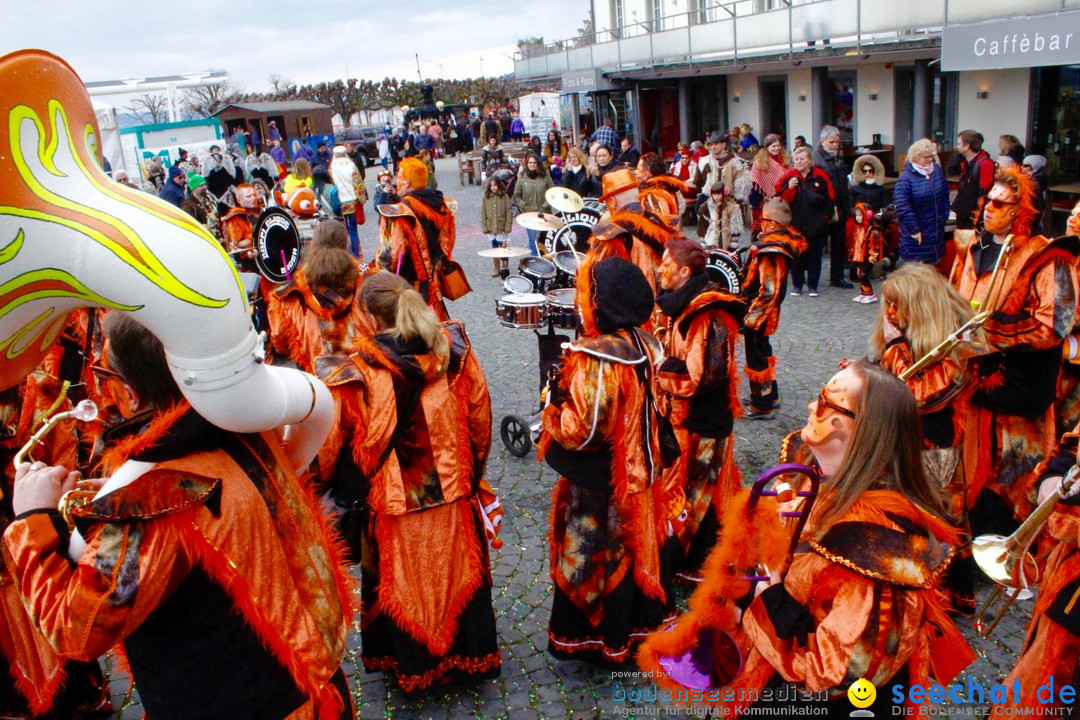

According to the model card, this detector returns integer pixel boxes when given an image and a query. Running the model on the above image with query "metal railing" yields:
[515,0,1079,78]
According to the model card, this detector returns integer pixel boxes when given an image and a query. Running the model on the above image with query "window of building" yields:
[611,0,624,38]
[931,72,958,151]
[651,0,664,31]
[1032,66,1080,180]
[688,0,711,25]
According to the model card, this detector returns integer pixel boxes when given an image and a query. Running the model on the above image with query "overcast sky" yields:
[3,1,587,97]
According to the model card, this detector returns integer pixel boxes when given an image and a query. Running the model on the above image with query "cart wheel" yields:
[500,414,533,458]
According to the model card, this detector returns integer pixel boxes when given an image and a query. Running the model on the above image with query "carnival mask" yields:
[801,367,861,470]
[234,184,257,210]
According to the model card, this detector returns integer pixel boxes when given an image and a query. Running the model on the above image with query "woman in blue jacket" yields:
[893,138,950,265]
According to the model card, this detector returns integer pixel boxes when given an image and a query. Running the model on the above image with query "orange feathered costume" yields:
[330,321,501,691]
[638,432,972,714]
[377,190,458,321]
[991,427,1080,716]
[950,169,1080,523]
[0,345,111,717]
[1,403,354,720]
[539,254,668,662]
[655,273,745,581]
[639,175,690,229]
[742,226,808,413]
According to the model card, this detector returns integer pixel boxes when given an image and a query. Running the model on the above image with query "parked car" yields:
[333,126,379,167]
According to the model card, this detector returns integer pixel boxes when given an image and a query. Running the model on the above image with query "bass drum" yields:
[542,204,603,254]
[253,207,302,284]
[706,250,743,295]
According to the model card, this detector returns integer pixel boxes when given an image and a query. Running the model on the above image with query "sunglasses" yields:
[814,387,857,420]
[988,198,1019,210]
[89,359,122,383]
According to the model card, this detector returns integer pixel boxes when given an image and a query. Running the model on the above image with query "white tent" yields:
[91,99,126,176]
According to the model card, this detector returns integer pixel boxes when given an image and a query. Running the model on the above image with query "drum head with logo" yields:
[542,204,603,254]
[706,250,743,295]
[254,207,302,284]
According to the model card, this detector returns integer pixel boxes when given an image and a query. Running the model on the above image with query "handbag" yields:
[438,258,472,300]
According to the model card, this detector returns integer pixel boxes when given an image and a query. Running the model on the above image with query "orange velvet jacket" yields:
[656,285,745,435]
[640,483,971,713]
[539,329,667,605]
[742,228,808,335]
[327,322,496,661]
[1,407,353,720]
[377,193,457,320]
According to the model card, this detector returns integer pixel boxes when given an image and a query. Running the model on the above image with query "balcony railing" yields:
[515,0,1079,79]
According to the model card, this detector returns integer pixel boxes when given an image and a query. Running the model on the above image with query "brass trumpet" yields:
[972,463,1080,636]
[899,234,1015,382]
[12,400,99,527]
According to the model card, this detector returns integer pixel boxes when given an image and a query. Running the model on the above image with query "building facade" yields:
[518,0,1080,178]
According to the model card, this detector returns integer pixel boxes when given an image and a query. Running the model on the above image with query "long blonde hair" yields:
[868,263,978,364]
[753,133,790,171]
[359,272,449,358]
[291,158,312,181]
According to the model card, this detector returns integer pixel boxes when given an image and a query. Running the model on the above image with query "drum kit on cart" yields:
[481,186,745,456]
[477,187,600,457]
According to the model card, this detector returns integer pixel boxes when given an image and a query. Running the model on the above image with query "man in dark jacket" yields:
[949,129,996,254]
[618,137,641,169]
[158,166,186,207]
[812,125,853,289]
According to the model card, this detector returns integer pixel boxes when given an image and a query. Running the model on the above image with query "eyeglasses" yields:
[988,198,1019,210]
[814,387,857,420]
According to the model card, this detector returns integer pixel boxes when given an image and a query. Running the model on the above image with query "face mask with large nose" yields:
[0,49,332,472]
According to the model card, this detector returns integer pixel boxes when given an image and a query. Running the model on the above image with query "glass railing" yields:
[515,0,1062,78]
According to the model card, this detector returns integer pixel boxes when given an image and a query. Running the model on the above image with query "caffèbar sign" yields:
[942,10,1080,71]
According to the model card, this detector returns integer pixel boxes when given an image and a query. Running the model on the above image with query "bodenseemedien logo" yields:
[848,677,876,717]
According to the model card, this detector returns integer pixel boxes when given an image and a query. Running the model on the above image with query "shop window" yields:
[931,72,958,151]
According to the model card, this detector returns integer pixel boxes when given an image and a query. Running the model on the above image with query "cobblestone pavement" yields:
[108,158,1032,718]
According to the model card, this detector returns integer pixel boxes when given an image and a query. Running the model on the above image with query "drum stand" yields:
[499,323,570,458]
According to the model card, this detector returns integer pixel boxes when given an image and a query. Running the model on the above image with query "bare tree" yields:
[128,94,170,124]
[268,73,298,100]
[183,70,244,118]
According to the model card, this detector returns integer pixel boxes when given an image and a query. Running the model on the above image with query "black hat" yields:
[592,257,654,332]
[706,130,728,144]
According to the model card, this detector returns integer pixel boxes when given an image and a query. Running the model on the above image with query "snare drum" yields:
[552,251,581,289]
[545,288,579,330]
[495,293,548,329]
[503,274,534,295]
[520,256,557,293]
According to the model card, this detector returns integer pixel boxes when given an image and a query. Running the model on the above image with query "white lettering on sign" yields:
[943,10,1080,71]
[974,32,1075,57]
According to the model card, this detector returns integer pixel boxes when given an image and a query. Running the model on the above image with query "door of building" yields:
[639,86,680,157]
[759,78,788,142]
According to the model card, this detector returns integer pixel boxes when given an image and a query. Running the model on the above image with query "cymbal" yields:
[478,246,532,258]
[546,187,584,213]
[516,211,564,232]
